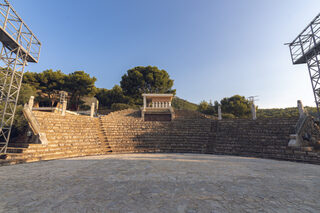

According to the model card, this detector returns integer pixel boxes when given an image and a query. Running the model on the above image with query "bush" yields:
[197,100,215,115]
[222,113,236,119]
[18,84,37,105]
[111,103,130,111]
[11,105,28,138]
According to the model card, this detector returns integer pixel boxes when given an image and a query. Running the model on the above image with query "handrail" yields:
[295,115,310,136]
[22,104,48,145]
[22,104,40,135]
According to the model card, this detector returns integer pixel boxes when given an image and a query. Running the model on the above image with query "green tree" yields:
[120,66,175,104]
[23,71,40,89]
[197,100,215,115]
[95,85,127,108]
[220,95,251,118]
[18,83,37,105]
[65,71,97,110]
[23,70,66,106]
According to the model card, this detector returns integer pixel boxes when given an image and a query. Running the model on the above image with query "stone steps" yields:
[0,111,112,165]
[100,109,213,154]
[5,146,109,160]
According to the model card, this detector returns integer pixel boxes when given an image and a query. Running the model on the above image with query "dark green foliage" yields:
[257,108,298,118]
[0,104,27,138]
[220,95,251,118]
[23,71,40,89]
[305,107,318,117]
[197,100,215,115]
[95,85,127,108]
[171,97,198,111]
[23,70,66,106]
[111,103,131,111]
[18,83,37,105]
[11,105,28,137]
[23,70,98,110]
[257,107,318,118]
[0,83,36,138]
[120,66,175,104]
[65,71,97,110]
[222,113,236,119]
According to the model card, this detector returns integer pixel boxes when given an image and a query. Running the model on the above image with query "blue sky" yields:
[10,0,320,108]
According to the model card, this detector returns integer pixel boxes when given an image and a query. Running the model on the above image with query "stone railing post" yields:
[90,102,95,117]
[28,96,34,110]
[143,96,146,109]
[62,100,67,116]
[297,100,305,118]
[96,100,99,111]
[251,103,257,120]
[218,105,222,120]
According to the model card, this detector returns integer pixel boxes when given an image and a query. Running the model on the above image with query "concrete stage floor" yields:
[0,153,319,213]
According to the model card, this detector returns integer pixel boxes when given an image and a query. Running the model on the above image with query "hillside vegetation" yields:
[172,97,198,111]
[257,106,318,118]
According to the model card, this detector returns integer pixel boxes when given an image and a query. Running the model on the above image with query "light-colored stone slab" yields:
[0,153,319,213]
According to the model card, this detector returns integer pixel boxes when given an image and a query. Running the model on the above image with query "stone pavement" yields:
[0,153,319,213]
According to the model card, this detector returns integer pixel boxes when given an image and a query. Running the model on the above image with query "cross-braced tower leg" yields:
[306,51,320,118]
[0,0,41,156]
[0,45,27,155]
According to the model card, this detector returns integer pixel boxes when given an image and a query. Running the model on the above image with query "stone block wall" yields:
[208,118,320,164]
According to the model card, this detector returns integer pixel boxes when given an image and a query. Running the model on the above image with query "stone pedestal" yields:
[297,100,305,118]
[28,96,34,110]
[251,103,257,120]
[96,100,99,111]
[62,101,67,116]
[218,106,222,120]
[90,103,95,117]
[288,134,301,147]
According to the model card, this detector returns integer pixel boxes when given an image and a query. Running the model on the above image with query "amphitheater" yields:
[1,106,320,165]
[0,103,320,212]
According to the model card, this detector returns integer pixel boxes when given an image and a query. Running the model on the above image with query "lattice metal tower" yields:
[0,0,41,155]
[288,13,320,118]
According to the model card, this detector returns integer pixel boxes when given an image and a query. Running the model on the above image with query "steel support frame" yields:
[289,13,320,64]
[306,51,320,118]
[0,46,27,155]
[0,0,41,155]
[0,44,27,154]
[289,13,320,119]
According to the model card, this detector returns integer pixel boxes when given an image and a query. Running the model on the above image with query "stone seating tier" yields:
[0,111,111,165]
[1,109,320,166]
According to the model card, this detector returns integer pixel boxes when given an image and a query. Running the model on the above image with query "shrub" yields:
[222,113,236,119]
[111,103,130,111]
[11,105,28,138]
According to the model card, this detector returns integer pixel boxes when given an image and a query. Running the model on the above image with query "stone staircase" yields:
[0,111,111,165]
[100,109,214,154]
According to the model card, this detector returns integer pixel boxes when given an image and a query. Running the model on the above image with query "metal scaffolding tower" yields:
[288,13,320,118]
[0,0,41,155]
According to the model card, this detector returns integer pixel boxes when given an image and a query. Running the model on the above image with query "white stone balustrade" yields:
[148,101,172,108]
